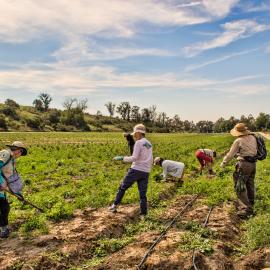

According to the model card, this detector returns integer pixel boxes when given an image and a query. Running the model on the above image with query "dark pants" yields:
[0,197,10,227]
[233,161,256,213]
[114,168,149,215]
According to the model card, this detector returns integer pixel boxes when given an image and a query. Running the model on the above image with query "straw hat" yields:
[131,124,146,135]
[6,141,28,156]
[230,123,251,137]
[154,157,161,165]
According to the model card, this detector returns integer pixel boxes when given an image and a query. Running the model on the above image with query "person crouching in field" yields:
[153,157,185,184]
[0,141,27,238]
[123,133,135,155]
[195,149,216,175]
[109,124,153,217]
[220,123,257,218]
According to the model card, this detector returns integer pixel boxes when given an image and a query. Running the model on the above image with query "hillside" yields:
[0,102,130,132]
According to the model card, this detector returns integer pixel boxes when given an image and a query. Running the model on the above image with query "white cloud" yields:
[202,0,239,17]
[241,2,270,13]
[0,61,268,97]
[52,38,173,63]
[185,48,258,71]
[183,19,270,57]
[0,0,211,44]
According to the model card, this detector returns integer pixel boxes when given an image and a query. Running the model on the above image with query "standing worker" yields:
[0,141,27,238]
[109,124,153,217]
[153,157,185,184]
[220,123,260,218]
[195,148,216,175]
[123,133,135,155]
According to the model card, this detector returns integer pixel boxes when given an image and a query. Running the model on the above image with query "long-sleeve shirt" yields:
[222,135,257,165]
[123,138,153,173]
[162,160,185,179]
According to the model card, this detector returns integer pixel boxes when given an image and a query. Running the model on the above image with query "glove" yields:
[113,156,124,161]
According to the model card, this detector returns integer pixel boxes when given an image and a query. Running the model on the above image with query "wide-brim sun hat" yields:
[230,123,251,137]
[6,141,28,156]
[154,157,161,165]
[131,124,146,135]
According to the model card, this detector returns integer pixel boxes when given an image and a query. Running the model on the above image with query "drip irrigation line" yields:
[137,194,200,270]
[192,206,214,270]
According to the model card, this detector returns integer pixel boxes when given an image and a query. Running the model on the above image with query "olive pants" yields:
[233,161,256,214]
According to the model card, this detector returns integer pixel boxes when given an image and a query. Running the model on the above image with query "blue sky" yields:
[0,0,270,121]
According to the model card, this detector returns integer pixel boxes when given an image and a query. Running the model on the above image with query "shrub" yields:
[0,114,7,129]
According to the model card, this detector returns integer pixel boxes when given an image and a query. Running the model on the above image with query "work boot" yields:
[0,228,10,238]
[108,204,117,213]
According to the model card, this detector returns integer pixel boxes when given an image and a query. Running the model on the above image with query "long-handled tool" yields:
[5,189,45,213]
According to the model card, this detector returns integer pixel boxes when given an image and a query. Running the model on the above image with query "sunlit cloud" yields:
[183,20,270,57]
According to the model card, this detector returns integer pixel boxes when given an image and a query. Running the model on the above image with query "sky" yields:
[0,0,270,122]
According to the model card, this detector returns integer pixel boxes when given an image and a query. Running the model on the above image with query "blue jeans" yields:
[114,168,149,215]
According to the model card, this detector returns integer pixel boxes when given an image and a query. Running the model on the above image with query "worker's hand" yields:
[113,156,124,161]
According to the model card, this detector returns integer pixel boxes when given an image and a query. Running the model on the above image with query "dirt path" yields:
[0,205,140,270]
[93,201,240,270]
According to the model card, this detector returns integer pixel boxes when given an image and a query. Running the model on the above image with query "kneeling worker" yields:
[154,157,185,183]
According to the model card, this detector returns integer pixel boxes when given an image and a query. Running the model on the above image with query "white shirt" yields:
[162,160,185,179]
[123,138,153,173]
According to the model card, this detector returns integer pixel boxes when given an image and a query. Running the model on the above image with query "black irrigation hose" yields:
[192,206,214,270]
[137,194,200,270]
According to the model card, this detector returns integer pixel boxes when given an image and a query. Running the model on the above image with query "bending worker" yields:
[195,148,216,175]
[153,157,185,183]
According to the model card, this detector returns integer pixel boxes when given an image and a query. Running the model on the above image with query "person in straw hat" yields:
[153,157,185,184]
[109,124,153,217]
[220,123,257,218]
[0,141,27,238]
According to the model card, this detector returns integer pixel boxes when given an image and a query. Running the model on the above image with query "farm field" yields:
[0,132,270,269]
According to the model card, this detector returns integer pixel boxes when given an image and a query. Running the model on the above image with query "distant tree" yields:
[196,120,213,133]
[33,99,44,111]
[5,99,20,108]
[63,98,77,111]
[39,93,52,111]
[255,113,270,130]
[172,114,183,131]
[149,105,157,122]
[131,106,140,122]
[77,98,88,112]
[141,108,151,122]
[62,98,89,130]
[105,102,116,117]
[116,102,131,121]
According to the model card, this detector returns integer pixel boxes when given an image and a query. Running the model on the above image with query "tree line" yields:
[105,101,270,133]
[0,94,269,132]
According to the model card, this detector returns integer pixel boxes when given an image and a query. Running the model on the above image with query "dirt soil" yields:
[95,200,241,270]
[0,205,140,270]
[1,194,270,270]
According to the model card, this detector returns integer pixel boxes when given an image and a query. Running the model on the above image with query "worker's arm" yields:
[161,162,168,180]
[221,139,240,166]
[123,141,141,163]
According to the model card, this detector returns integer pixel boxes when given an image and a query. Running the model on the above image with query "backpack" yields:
[244,133,267,162]
[254,133,267,161]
